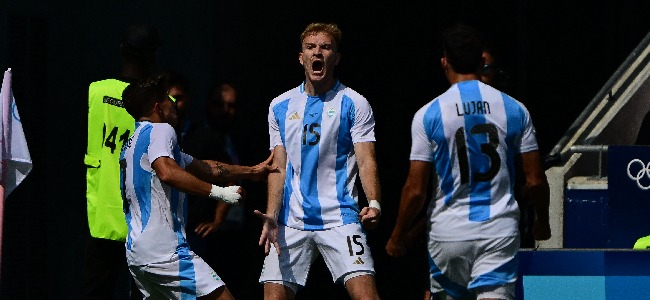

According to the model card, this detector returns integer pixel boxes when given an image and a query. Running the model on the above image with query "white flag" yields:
[0,68,32,198]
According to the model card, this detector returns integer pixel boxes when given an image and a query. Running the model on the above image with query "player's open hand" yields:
[254,210,280,255]
[194,220,222,238]
[250,150,280,181]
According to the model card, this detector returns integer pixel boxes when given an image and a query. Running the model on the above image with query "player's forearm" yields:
[160,159,240,204]
[391,185,426,240]
[207,161,250,181]
[518,151,550,223]
[265,170,285,219]
[356,143,381,202]
[526,181,550,223]
[154,157,209,194]
[212,201,230,227]
[190,159,256,182]
[359,166,381,203]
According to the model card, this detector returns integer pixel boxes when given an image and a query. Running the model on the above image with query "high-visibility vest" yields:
[85,79,133,241]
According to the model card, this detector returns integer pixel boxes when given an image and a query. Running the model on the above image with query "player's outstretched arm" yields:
[153,156,243,205]
[186,150,278,183]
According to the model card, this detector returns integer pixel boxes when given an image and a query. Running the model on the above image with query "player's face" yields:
[168,85,188,117]
[299,32,340,83]
[158,96,178,127]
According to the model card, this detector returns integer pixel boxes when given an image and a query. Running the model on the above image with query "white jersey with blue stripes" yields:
[120,121,194,265]
[410,80,538,241]
[268,81,376,230]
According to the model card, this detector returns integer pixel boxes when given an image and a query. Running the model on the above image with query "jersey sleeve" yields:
[409,105,435,162]
[517,105,539,154]
[268,101,283,150]
[180,152,193,168]
[148,123,178,163]
[350,97,376,143]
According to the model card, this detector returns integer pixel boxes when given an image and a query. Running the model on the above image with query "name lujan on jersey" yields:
[456,101,490,116]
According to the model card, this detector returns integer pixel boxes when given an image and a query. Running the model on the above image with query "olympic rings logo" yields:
[627,159,650,190]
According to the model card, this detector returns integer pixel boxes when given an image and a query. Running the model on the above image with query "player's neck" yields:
[447,72,480,85]
[139,114,160,123]
[304,77,336,96]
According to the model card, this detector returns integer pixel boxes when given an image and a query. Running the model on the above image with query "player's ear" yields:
[153,102,162,117]
[441,57,450,74]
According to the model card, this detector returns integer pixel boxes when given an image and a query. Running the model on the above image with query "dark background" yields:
[1,1,650,299]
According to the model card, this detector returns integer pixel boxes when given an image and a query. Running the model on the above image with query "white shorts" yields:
[129,251,225,299]
[427,236,519,300]
[259,223,375,291]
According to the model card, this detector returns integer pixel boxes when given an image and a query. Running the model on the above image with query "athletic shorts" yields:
[427,236,519,300]
[259,223,375,291]
[128,251,225,299]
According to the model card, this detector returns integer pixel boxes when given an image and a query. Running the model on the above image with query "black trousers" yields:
[84,236,142,300]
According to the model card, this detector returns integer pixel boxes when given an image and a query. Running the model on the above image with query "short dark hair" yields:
[121,23,162,59]
[160,68,190,93]
[122,72,169,119]
[441,23,484,74]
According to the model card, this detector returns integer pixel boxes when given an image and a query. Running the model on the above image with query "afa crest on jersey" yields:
[327,107,336,118]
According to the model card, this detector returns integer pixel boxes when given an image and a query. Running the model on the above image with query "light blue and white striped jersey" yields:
[410,80,538,241]
[268,81,376,230]
[120,121,194,265]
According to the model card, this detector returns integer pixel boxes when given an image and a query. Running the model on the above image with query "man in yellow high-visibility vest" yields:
[84,23,161,300]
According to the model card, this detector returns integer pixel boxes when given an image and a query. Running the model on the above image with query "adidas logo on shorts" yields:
[353,257,365,265]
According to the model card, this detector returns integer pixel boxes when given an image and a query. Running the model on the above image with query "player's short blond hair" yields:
[300,23,342,51]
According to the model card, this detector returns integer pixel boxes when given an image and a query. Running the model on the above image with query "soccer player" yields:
[120,72,276,299]
[385,23,551,300]
[255,22,382,300]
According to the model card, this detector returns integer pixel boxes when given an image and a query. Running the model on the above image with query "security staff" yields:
[84,23,161,300]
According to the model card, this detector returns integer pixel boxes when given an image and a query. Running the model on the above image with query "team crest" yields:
[327,107,336,117]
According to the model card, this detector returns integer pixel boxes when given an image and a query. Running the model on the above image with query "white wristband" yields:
[368,200,381,214]
[209,185,241,205]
